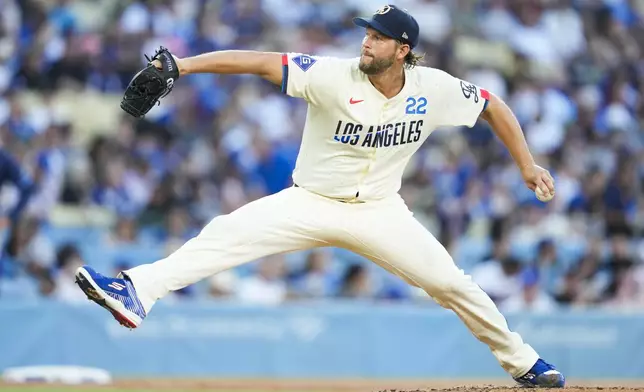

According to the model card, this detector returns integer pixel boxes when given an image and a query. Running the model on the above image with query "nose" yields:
[361,36,372,50]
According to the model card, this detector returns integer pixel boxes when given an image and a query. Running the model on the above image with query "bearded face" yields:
[358,28,401,75]
[359,50,396,75]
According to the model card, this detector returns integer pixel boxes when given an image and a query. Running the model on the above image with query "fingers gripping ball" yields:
[120,46,180,118]
[535,187,554,202]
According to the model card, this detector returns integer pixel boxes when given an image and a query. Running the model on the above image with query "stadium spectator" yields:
[501,268,559,314]
[471,239,523,305]
[288,250,335,299]
[235,255,288,305]
[337,264,373,299]
[0,0,642,310]
[207,269,239,299]
[52,243,86,303]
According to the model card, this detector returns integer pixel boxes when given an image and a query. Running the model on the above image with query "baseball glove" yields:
[120,46,180,118]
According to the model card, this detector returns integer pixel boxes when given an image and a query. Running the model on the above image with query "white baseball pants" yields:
[124,186,538,377]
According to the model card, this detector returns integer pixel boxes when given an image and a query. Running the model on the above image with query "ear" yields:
[397,44,410,61]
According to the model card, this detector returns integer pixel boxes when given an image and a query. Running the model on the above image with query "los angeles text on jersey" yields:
[333,120,423,148]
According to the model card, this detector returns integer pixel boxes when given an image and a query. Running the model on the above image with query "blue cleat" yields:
[75,266,146,329]
[514,358,565,388]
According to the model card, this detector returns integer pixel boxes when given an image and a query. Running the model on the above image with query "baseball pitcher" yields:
[76,5,563,388]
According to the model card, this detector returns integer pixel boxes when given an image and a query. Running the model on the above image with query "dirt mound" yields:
[3,379,643,391]
[416,388,643,392]
[109,379,644,391]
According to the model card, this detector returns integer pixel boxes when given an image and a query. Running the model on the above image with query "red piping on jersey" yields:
[280,54,288,94]
[480,88,490,112]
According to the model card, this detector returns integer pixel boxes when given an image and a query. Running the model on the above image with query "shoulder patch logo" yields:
[292,55,317,72]
[460,80,480,103]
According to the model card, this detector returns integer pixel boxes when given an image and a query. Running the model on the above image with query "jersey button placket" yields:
[356,100,387,200]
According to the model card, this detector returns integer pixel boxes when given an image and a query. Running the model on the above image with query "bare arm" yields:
[169,51,284,86]
[480,93,535,171]
[480,93,554,195]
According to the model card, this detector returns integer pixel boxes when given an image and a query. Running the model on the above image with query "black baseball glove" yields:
[120,46,180,118]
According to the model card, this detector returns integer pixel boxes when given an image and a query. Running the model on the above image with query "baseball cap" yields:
[353,5,420,49]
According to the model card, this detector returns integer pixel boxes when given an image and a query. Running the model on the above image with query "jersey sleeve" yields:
[280,53,341,106]
[431,70,490,128]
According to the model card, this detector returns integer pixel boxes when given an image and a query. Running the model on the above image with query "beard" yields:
[359,53,395,75]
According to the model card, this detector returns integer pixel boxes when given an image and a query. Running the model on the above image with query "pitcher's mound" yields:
[419,387,643,392]
[109,378,644,391]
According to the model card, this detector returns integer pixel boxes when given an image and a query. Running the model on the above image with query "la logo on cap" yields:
[375,5,392,14]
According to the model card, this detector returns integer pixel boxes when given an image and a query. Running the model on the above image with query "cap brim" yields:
[352,17,398,41]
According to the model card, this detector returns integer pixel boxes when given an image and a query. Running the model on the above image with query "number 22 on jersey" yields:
[405,96,427,115]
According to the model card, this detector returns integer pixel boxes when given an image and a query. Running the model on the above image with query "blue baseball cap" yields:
[353,5,420,49]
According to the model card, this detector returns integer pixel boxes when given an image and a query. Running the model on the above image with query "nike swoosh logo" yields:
[349,98,364,104]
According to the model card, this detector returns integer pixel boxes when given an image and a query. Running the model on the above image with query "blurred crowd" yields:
[0,0,643,312]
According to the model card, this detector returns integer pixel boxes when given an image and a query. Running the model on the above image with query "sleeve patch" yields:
[460,80,483,103]
[292,55,317,72]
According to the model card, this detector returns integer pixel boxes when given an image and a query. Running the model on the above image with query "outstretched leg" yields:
[338,195,564,387]
[76,187,336,327]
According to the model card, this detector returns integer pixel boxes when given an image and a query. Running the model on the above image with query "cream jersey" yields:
[281,53,490,202]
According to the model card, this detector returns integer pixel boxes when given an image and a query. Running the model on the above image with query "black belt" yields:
[293,183,362,203]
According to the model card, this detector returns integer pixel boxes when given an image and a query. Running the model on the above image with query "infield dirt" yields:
[2,378,644,392]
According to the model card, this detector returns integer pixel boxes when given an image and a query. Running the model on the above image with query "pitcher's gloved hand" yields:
[120,46,180,118]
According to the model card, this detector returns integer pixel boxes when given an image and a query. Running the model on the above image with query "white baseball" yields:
[535,187,554,202]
